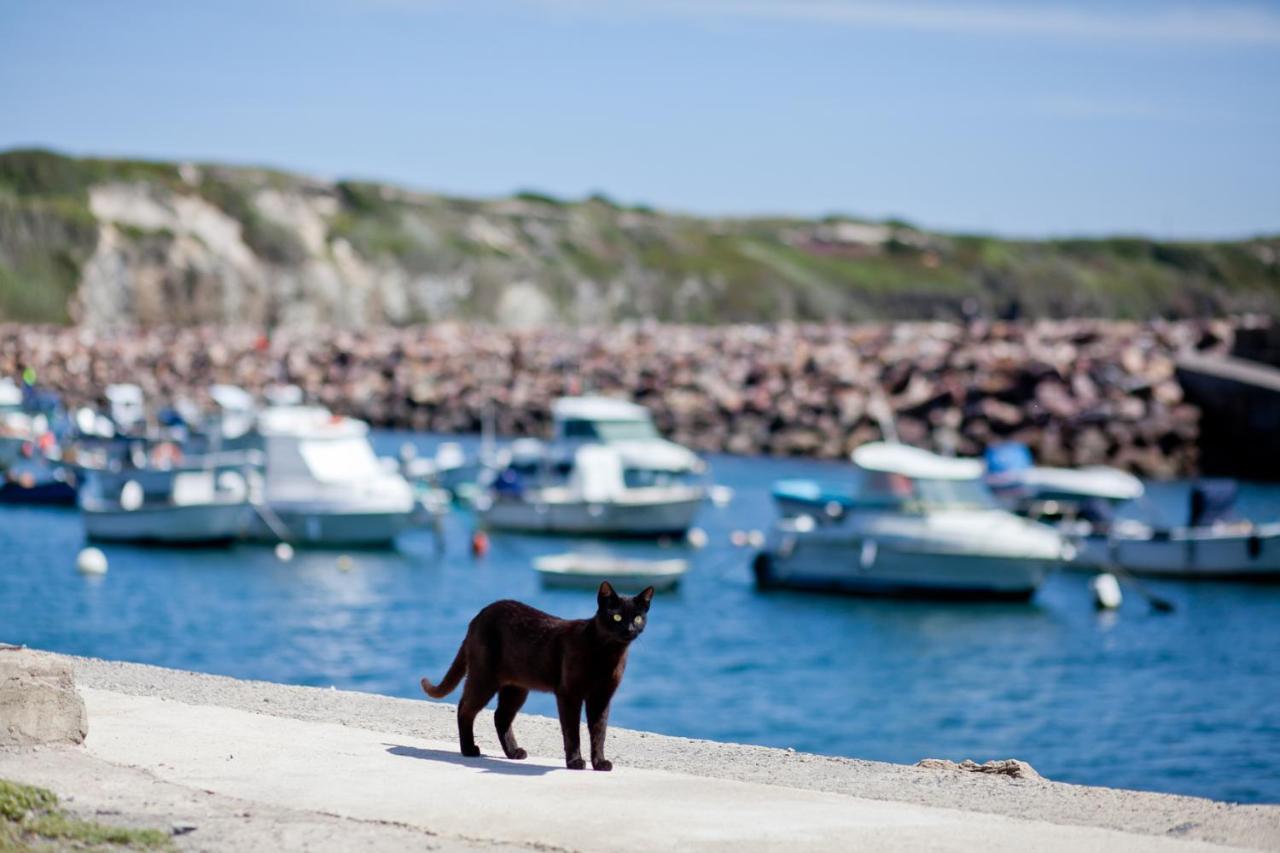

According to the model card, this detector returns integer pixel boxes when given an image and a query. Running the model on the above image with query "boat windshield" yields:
[561,418,659,442]
[857,470,999,511]
[298,437,384,483]
[911,477,1001,510]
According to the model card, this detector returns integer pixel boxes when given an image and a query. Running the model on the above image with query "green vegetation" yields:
[0,194,99,323]
[0,779,172,850]
[513,189,565,207]
[1,148,1278,325]
[0,149,180,203]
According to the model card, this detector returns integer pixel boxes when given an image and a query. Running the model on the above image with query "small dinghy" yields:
[533,553,688,592]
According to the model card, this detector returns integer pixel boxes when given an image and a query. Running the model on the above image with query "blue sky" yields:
[1,0,1278,238]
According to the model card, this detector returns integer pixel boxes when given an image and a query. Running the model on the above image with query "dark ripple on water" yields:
[1,432,1279,803]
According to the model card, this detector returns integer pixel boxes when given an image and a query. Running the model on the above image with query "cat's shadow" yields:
[383,744,560,776]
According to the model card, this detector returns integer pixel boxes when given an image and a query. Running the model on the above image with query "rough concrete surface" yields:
[0,647,87,746]
[1,650,1277,851]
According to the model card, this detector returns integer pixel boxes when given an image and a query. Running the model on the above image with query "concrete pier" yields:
[2,650,1277,851]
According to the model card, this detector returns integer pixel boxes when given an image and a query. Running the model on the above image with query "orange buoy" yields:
[470,530,490,558]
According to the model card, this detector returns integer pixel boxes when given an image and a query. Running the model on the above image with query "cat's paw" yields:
[508,748,528,760]
[566,757,586,770]
[461,744,481,758]
[592,759,613,772]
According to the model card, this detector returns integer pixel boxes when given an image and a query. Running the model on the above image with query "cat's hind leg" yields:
[456,677,497,758]
[494,686,529,760]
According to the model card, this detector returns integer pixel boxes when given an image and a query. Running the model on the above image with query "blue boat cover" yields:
[771,479,858,509]
[984,442,1033,475]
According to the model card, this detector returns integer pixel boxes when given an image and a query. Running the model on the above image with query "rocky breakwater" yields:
[0,318,1244,477]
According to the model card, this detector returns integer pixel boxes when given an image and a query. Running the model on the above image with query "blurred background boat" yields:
[755,442,1070,600]
[79,451,259,545]
[533,552,688,592]
[986,442,1280,579]
[243,401,423,548]
[474,395,708,537]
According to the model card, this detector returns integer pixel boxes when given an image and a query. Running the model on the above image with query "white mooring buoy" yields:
[274,542,295,562]
[76,547,108,576]
[1091,573,1123,610]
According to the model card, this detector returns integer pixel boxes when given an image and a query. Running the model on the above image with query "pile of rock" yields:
[0,318,1242,477]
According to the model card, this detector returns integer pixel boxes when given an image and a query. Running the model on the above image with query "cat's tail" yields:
[421,642,467,698]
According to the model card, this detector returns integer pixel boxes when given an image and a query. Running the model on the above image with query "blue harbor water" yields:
[2,431,1279,804]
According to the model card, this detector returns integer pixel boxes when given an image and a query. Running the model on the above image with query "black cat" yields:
[422,581,653,771]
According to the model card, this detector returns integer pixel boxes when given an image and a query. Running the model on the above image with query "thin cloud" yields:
[537,0,1280,45]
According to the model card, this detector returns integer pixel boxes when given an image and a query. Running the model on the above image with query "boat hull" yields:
[243,505,415,547]
[1073,527,1280,579]
[536,568,684,592]
[83,502,249,545]
[0,478,78,506]
[757,539,1054,600]
[479,496,702,538]
[534,555,687,592]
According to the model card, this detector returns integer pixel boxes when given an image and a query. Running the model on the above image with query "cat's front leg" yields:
[586,692,613,771]
[556,692,586,769]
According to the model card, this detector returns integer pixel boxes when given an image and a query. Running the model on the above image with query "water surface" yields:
[2,432,1278,803]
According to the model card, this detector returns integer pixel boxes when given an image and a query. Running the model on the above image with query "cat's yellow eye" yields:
[612,613,622,622]
[634,616,644,625]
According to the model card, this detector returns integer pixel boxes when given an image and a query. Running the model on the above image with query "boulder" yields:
[916,758,1042,780]
[0,648,88,746]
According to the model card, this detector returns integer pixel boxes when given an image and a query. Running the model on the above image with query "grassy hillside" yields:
[1,148,1277,325]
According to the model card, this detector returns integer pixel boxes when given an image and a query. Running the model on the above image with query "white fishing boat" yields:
[533,553,688,591]
[244,405,420,547]
[79,459,257,545]
[755,442,1070,600]
[476,443,704,537]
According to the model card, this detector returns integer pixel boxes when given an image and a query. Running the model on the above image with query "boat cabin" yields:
[773,442,1000,520]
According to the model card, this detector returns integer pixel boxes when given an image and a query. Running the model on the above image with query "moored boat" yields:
[79,456,258,545]
[476,443,704,538]
[985,443,1280,580]
[243,404,421,547]
[755,442,1070,600]
[533,553,688,591]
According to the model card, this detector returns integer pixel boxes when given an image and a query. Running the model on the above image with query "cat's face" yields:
[595,581,654,643]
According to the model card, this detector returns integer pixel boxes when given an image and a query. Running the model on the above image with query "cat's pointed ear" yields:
[637,586,655,609]
[598,581,617,606]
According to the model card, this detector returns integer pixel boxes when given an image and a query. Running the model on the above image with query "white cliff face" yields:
[79,183,267,326]
[253,187,337,256]
[71,179,579,328]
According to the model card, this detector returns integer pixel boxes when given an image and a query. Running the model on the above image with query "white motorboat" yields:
[550,396,704,485]
[533,553,688,592]
[755,442,1070,600]
[80,458,257,545]
[477,443,704,538]
[1067,480,1280,579]
[1078,518,1280,579]
[986,443,1280,580]
[244,405,420,547]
